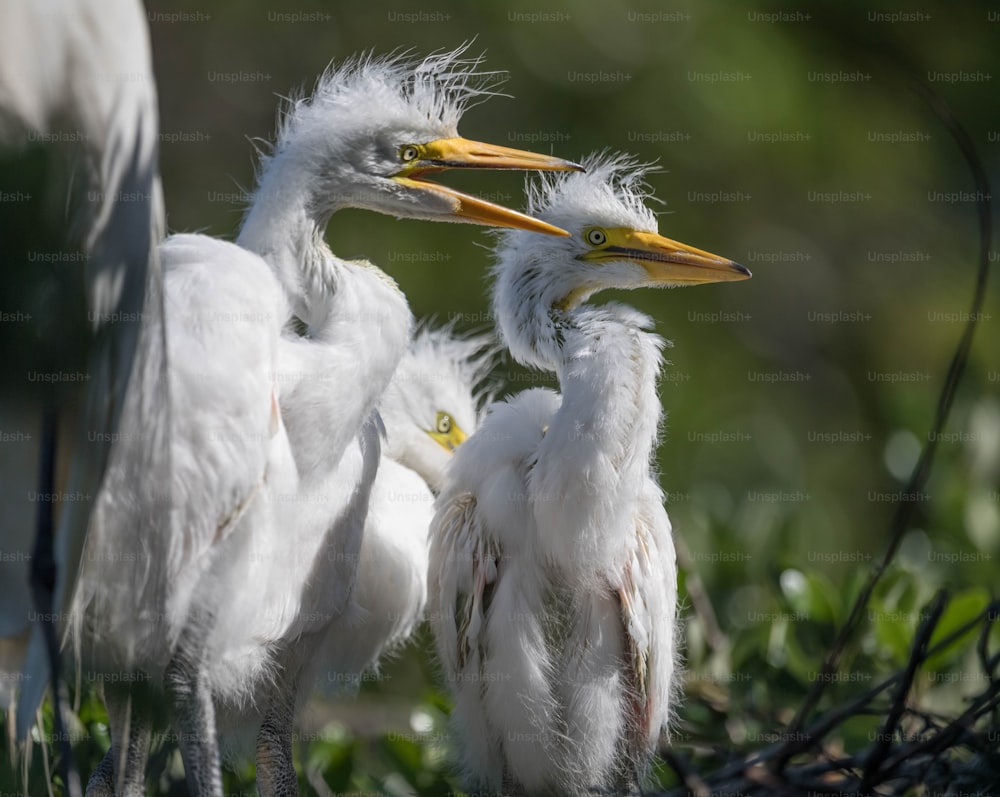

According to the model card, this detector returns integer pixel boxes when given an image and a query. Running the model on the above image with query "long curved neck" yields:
[496,267,664,446]
[511,295,667,572]
[236,146,346,325]
[236,144,413,482]
[553,305,664,473]
[493,259,570,373]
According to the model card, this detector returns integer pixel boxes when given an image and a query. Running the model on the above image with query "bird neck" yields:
[554,304,665,466]
[498,263,666,463]
[494,260,573,373]
[523,302,667,574]
[236,146,349,325]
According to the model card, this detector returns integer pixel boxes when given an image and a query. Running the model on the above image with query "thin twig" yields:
[660,749,711,797]
[859,591,947,791]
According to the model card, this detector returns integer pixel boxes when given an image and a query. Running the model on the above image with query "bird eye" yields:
[435,412,452,435]
[400,145,421,162]
[586,228,608,247]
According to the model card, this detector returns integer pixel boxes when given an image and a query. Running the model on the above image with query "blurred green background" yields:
[6,0,999,794]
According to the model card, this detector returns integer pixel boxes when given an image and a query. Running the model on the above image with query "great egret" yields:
[0,9,284,796]
[0,3,165,794]
[88,47,577,796]
[429,153,750,795]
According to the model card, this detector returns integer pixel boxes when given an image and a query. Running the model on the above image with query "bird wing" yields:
[432,492,499,674]
[428,389,564,791]
[617,487,678,758]
[307,455,432,695]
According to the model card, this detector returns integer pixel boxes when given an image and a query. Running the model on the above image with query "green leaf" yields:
[925,589,991,672]
[780,568,840,625]
[873,608,914,666]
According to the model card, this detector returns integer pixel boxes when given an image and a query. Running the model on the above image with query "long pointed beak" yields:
[583,228,750,284]
[391,136,581,236]
[393,175,569,236]
[410,137,583,174]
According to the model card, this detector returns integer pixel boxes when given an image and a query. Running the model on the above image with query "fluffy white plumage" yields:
[379,321,498,491]
[0,6,289,794]
[236,44,573,327]
[212,323,496,779]
[429,152,750,795]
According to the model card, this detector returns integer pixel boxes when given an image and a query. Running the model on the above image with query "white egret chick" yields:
[84,234,295,797]
[429,153,750,795]
[223,47,578,690]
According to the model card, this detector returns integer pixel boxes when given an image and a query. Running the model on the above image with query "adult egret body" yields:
[429,154,750,795]
[0,5,165,794]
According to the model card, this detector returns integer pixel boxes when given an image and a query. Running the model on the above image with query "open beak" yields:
[582,228,751,284]
[392,137,582,236]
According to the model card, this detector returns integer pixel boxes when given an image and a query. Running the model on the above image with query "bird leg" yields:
[84,748,116,797]
[30,406,82,797]
[164,607,224,797]
[255,666,299,797]
[85,683,152,797]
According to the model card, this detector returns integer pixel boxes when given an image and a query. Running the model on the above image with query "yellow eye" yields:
[400,144,421,162]
[585,228,607,247]
[435,412,452,435]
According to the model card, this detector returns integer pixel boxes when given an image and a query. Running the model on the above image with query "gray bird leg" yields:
[255,673,299,797]
[85,683,151,797]
[164,611,224,797]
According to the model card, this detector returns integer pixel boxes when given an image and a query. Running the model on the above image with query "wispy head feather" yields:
[408,318,501,413]
[272,43,507,158]
[525,150,661,232]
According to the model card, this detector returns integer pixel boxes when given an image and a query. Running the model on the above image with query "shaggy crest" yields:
[489,151,663,288]
[268,43,507,162]
[407,318,501,410]
[381,319,501,436]
[527,150,660,233]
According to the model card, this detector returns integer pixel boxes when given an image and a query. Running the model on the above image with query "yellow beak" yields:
[392,137,582,236]
[428,424,468,453]
[582,228,750,284]
[409,137,583,174]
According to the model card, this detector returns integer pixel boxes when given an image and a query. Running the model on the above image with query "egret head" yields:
[257,44,579,235]
[379,322,497,492]
[492,152,750,366]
